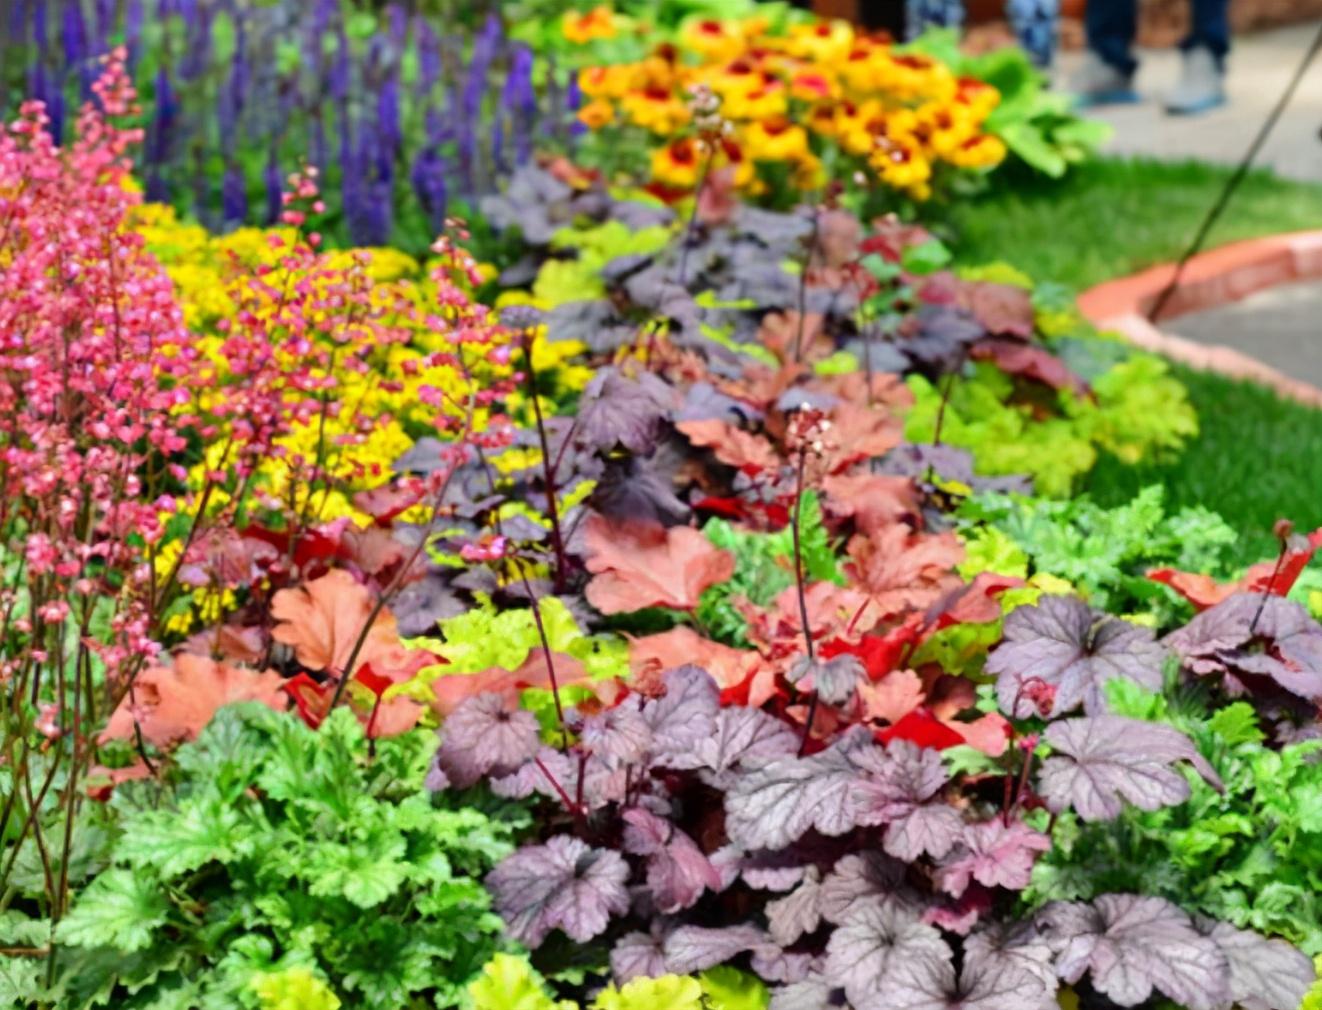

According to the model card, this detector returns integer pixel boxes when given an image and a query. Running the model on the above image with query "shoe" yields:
[1067,52,1140,107]
[1165,47,1226,115]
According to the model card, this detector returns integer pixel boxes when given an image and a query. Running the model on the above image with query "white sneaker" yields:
[1165,47,1226,115]
[1067,51,1139,107]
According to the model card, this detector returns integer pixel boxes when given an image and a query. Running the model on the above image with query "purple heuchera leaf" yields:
[1198,919,1316,1010]
[790,653,865,706]
[853,739,962,861]
[491,745,627,811]
[611,928,670,983]
[486,835,630,947]
[643,665,721,762]
[819,852,907,925]
[750,946,817,984]
[987,595,1166,718]
[574,367,677,455]
[766,866,824,946]
[879,952,1057,1010]
[769,974,841,1010]
[582,704,652,768]
[935,820,1052,897]
[823,897,952,1008]
[658,706,797,787]
[435,692,540,788]
[663,923,769,975]
[621,807,720,914]
[1036,894,1230,1010]
[963,921,1059,990]
[1164,593,1322,702]
[1038,714,1222,821]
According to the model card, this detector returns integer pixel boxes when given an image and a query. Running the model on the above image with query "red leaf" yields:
[845,524,964,624]
[627,625,764,696]
[820,473,921,536]
[820,619,920,680]
[878,707,967,751]
[693,496,753,521]
[270,569,415,678]
[960,281,1034,338]
[584,516,736,614]
[676,418,780,475]
[927,572,1025,631]
[970,338,1088,394]
[283,672,333,729]
[100,655,288,747]
[1149,527,1322,610]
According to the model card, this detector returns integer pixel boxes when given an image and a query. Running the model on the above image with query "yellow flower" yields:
[783,19,855,64]
[742,116,811,164]
[947,133,1007,169]
[677,16,743,62]
[720,79,787,122]
[650,137,703,189]
[577,98,615,130]
[620,85,690,135]
[562,5,616,45]
[578,63,639,100]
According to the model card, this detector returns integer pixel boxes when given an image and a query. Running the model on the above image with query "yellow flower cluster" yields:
[132,205,584,534]
[573,13,1006,200]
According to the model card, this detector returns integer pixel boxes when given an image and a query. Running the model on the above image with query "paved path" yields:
[1055,21,1322,183]
[1167,278,1322,387]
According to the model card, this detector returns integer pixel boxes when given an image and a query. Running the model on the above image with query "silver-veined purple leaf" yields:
[581,704,652,767]
[820,852,907,925]
[485,836,630,947]
[436,692,541,787]
[1036,894,1230,1010]
[751,946,817,984]
[883,803,965,862]
[489,745,627,811]
[643,665,721,762]
[621,808,720,914]
[766,867,824,947]
[823,898,952,1008]
[659,705,798,787]
[769,974,841,1010]
[963,921,1058,990]
[876,951,1058,1010]
[935,820,1051,897]
[611,928,670,984]
[1039,715,1221,821]
[1199,919,1316,1010]
[987,595,1166,718]
[662,923,768,975]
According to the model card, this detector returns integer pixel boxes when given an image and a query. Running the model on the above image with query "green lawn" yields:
[944,156,1322,291]
[1082,364,1322,566]
[944,156,1322,567]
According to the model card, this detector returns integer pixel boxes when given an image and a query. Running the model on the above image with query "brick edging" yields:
[1077,230,1322,407]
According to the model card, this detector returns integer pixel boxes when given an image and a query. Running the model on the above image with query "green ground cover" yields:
[949,155,1322,566]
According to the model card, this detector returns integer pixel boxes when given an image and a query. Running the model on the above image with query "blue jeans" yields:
[905,0,1060,66]
[1087,0,1230,75]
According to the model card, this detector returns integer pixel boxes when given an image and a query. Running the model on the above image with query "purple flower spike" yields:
[221,162,247,225]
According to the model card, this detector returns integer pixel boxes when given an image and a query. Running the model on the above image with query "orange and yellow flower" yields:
[562,5,618,45]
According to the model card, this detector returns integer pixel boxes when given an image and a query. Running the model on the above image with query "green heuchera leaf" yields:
[58,869,168,953]
[58,704,521,1010]
[1082,354,1198,464]
[696,491,841,646]
[534,221,671,308]
[468,954,574,1010]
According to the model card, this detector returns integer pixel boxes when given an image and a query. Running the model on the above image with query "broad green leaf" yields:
[58,870,168,952]
[468,954,575,1010]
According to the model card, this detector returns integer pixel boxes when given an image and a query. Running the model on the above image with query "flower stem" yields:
[792,445,818,756]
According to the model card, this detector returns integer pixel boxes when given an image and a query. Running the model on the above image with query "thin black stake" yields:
[1146,25,1322,323]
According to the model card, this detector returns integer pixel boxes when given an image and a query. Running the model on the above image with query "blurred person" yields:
[1070,0,1228,113]
[904,0,1061,66]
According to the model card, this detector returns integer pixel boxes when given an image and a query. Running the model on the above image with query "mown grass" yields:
[946,156,1322,566]
[944,155,1322,291]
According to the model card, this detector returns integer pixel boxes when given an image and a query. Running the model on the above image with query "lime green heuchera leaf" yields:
[957,525,1029,581]
[252,968,342,1010]
[467,953,575,1010]
[698,966,770,1010]
[1304,957,1322,1010]
[57,869,168,953]
[592,975,705,1010]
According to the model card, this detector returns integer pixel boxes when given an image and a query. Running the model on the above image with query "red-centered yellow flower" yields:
[917,101,978,157]
[651,136,703,189]
[947,133,1007,169]
[721,78,788,121]
[839,41,885,93]
[790,68,838,102]
[784,19,855,64]
[705,56,764,99]
[577,98,615,130]
[806,100,840,138]
[717,136,756,188]
[678,17,744,61]
[620,84,691,135]
[836,99,887,157]
[791,150,826,190]
[579,63,639,100]
[869,137,932,195]
[562,5,617,44]
[743,115,811,163]
[956,76,1001,118]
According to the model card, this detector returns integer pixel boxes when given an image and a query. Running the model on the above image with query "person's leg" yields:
[1085,0,1139,76]
[1183,0,1231,62]
[1069,0,1139,103]
[905,0,963,40]
[1006,0,1059,68]
[1166,0,1229,114]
